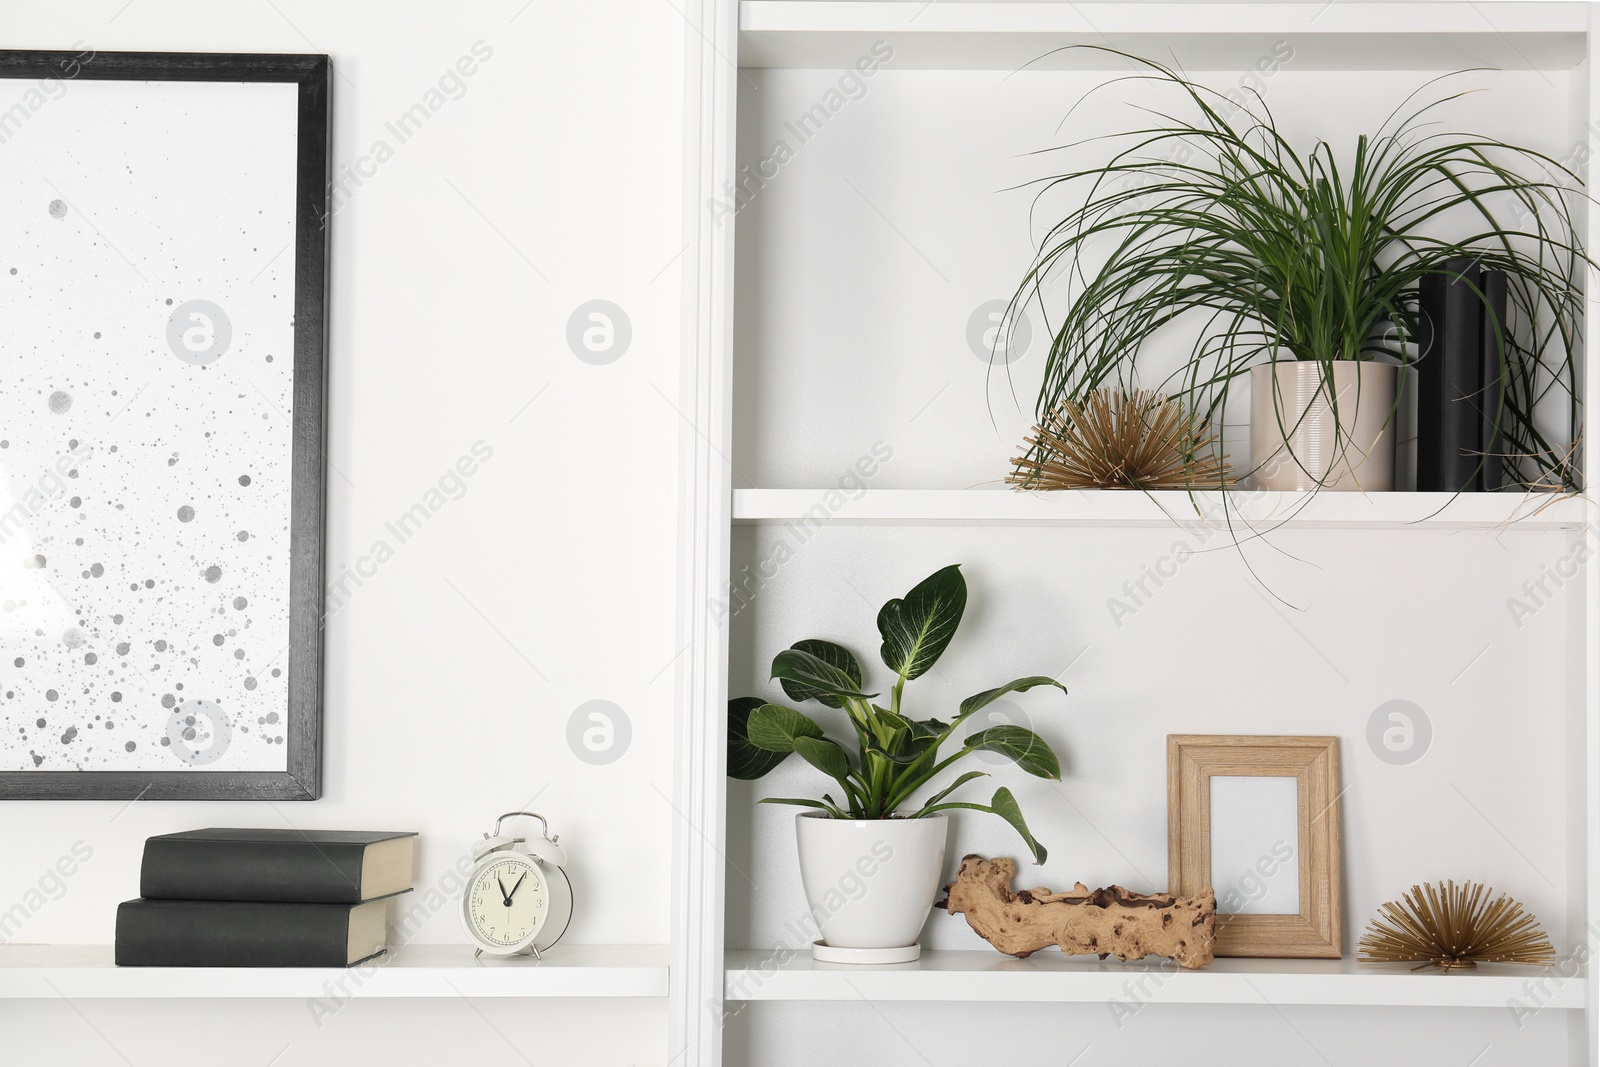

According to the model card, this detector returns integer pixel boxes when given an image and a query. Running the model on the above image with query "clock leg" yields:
[530,943,542,961]
[474,948,483,959]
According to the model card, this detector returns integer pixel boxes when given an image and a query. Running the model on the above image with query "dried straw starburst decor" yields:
[1008,388,1232,491]
[1358,881,1556,971]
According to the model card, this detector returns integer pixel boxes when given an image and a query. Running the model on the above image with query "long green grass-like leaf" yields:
[1007,50,1588,490]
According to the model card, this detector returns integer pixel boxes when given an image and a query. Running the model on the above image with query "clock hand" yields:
[497,874,512,907]
[508,872,528,900]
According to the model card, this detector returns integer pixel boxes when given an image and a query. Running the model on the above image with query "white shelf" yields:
[0,944,669,999]
[740,2,1588,71]
[732,488,1588,531]
[724,949,1585,1008]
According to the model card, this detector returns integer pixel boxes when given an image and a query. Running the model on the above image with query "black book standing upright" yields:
[1416,257,1508,492]
[1417,258,1483,492]
[1478,271,1509,491]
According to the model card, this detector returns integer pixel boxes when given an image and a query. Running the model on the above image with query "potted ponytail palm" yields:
[1011,51,1584,492]
[728,564,1065,963]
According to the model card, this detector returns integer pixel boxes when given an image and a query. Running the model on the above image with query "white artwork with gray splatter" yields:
[0,79,300,772]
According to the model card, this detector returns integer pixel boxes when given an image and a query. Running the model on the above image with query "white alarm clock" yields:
[461,812,573,958]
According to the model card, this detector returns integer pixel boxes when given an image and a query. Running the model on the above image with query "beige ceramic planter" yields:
[1249,362,1398,491]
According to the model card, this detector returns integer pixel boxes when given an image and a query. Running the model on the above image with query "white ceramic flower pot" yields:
[794,812,948,964]
[1250,361,1398,491]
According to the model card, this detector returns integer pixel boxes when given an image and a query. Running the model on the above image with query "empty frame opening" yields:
[1209,774,1300,916]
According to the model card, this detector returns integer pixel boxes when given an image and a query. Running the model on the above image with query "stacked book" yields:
[116,829,417,967]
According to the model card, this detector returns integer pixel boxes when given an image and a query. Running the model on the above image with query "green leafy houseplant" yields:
[727,564,1065,863]
[1006,49,1587,490]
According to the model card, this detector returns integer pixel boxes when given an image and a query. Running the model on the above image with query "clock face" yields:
[465,855,548,951]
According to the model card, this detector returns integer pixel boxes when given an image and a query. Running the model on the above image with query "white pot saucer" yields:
[811,940,920,965]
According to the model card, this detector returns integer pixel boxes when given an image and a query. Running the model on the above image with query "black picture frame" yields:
[0,51,330,800]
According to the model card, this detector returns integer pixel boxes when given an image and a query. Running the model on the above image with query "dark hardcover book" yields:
[115,897,390,967]
[1478,270,1508,490]
[140,828,416,904]
[1417,257,1484,492]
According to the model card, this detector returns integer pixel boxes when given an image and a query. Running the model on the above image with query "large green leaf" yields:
[864,707,911,755]
[913,769,988,812]
[771,648,876,704]
[958,676,1067,719]
[900,717,948,762]
[746,703,823,753]
[793,735,854,782]
[777,640,863,709]
[869,711,945,765]
[759,796,846,818]
[990,786,1047,864]
[920,786,1048,863]
[877,564,967,681]
[728,697,791,781]
[963,725,1062,779]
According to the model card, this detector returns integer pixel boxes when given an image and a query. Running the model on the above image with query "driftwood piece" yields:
[943,855,1217,970]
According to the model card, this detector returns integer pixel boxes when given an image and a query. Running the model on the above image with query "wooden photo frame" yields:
[0,52,330,800]
[1167,735,1343,958]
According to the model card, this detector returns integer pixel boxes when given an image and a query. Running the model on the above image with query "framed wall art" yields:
[0,51,330,799]
[1168,734,1344,957]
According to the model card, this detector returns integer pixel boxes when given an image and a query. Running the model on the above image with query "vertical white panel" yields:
[675,2,739,1065]
[1579,8,1600,1065]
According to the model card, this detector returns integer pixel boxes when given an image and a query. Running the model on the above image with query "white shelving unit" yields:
[0,944,669,999]
[675,3,1600,1066]
[723,951,1587,1008]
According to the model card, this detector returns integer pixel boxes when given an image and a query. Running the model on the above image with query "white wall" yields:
[0,2,684,1064]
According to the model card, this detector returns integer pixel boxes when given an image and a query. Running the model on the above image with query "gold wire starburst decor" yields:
[1358,881,1556,971]
[1007,388,1232,491]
